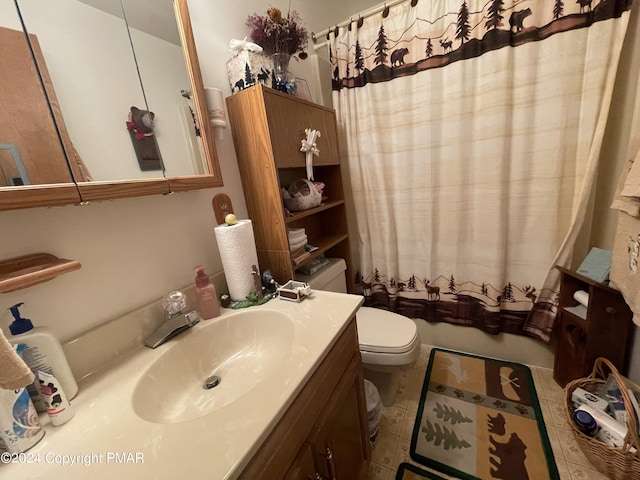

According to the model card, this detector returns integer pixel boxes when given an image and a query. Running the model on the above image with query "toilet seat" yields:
[356,307,418,354]
[356,307,421,369]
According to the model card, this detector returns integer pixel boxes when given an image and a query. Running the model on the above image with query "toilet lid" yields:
[356,307,418,354]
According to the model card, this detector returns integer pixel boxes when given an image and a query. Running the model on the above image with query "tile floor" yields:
[366,345,611,480]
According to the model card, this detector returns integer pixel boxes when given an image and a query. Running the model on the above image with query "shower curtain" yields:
[329,0,634,342]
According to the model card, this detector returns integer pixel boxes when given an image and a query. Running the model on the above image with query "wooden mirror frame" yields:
[0,0,222,211]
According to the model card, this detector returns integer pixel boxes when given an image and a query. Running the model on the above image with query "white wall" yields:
[0,0,638,374]
[0,0,194,181]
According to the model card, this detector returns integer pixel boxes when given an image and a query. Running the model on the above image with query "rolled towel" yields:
[0,329,34,390]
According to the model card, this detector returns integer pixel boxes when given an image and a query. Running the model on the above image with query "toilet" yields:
[296,259,421,406]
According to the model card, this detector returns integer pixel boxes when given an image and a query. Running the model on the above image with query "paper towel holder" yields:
[212,193,234,225]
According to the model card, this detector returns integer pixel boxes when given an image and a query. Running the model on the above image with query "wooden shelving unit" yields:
[553,265,634,387]
[0,253,81,293]
[226,85,354,291]
[285,200,345,223]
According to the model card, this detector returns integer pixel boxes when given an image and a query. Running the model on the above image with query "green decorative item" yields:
[228,291,274,309]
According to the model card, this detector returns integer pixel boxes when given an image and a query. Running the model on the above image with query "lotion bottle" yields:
[194,266,220,319]
[38,371,74,426]
[8,303,78,402]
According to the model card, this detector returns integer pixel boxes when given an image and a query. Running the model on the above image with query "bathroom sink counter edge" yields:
[1,290,364,480]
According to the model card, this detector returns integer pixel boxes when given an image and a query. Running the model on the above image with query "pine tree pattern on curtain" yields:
[330,0,634,342]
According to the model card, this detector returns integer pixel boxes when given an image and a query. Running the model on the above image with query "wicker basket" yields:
[563,357,640,480]
[283,178,322,212]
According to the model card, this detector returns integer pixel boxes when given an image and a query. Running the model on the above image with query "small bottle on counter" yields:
[0,385,45,452]
[194,265,221,320]
[38,371,74,426]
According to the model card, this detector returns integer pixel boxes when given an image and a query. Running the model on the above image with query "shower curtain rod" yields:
[312,0,414,50]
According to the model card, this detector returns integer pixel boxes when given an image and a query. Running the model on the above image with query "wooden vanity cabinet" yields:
[308,354,371,480]
[240,317,371,480]
[226,85,354,292]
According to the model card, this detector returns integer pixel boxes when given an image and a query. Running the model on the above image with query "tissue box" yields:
[226,51,273,93]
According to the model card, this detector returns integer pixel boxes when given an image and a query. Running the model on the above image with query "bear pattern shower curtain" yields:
[329,0,633,342]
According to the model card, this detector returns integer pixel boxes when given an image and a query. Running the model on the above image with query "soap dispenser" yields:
[194,266,221,320]
[8,303,78,400]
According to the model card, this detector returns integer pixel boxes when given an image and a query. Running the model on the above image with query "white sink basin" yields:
[132,310,295,424]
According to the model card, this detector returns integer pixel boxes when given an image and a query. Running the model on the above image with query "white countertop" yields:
[0,291,364,479]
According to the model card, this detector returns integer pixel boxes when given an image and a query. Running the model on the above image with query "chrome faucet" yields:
[144,291,200,349]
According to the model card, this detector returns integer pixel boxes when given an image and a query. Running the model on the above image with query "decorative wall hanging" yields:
[126,106,162,171]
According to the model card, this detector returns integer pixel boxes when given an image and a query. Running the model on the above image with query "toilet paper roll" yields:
[214,220,260,301]
[573,290,590,308]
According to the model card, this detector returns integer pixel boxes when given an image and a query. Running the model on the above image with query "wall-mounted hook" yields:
[382,4,390,18]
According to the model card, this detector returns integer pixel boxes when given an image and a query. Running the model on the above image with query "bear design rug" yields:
[410,348,559,480]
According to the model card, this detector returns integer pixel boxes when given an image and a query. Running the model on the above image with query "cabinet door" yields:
[309,355,370,480]
[263,90,340,168]
[284,443,319,480]
[553,310,588,387]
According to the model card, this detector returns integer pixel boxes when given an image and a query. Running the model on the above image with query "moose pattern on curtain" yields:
[329,0,633,342]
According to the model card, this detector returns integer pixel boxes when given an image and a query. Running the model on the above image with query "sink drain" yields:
[203,375,221,390]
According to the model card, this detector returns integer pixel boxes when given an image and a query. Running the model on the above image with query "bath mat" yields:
[396,462,447,479]
[410,348,559,480]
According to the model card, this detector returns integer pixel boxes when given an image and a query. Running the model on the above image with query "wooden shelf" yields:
[285,200,345,223]
[0,253,81,293]
[227,85,354,292]
[293,234,349,270]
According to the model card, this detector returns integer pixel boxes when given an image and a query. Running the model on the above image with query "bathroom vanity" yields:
[241,306,370,479]
[1,290,369,479]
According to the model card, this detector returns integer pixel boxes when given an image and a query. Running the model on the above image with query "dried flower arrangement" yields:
[246,6,309,59]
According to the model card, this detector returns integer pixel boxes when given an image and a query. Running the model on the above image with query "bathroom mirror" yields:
[0,0,221,210]
[0,3,81,208]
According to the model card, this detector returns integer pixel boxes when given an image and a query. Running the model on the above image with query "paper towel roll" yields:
[573,290,590,308]
[214,220,260,301]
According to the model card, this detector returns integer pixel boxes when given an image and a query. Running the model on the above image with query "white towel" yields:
[611,135,640,217]
[289,237,308,252]
[610,213,640,326]
[288,232,307,243]
[0,329,35,390]
[287,228,307,243]
[621,154,640,199]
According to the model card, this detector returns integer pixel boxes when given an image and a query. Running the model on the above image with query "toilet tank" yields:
[294,258,347,293]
